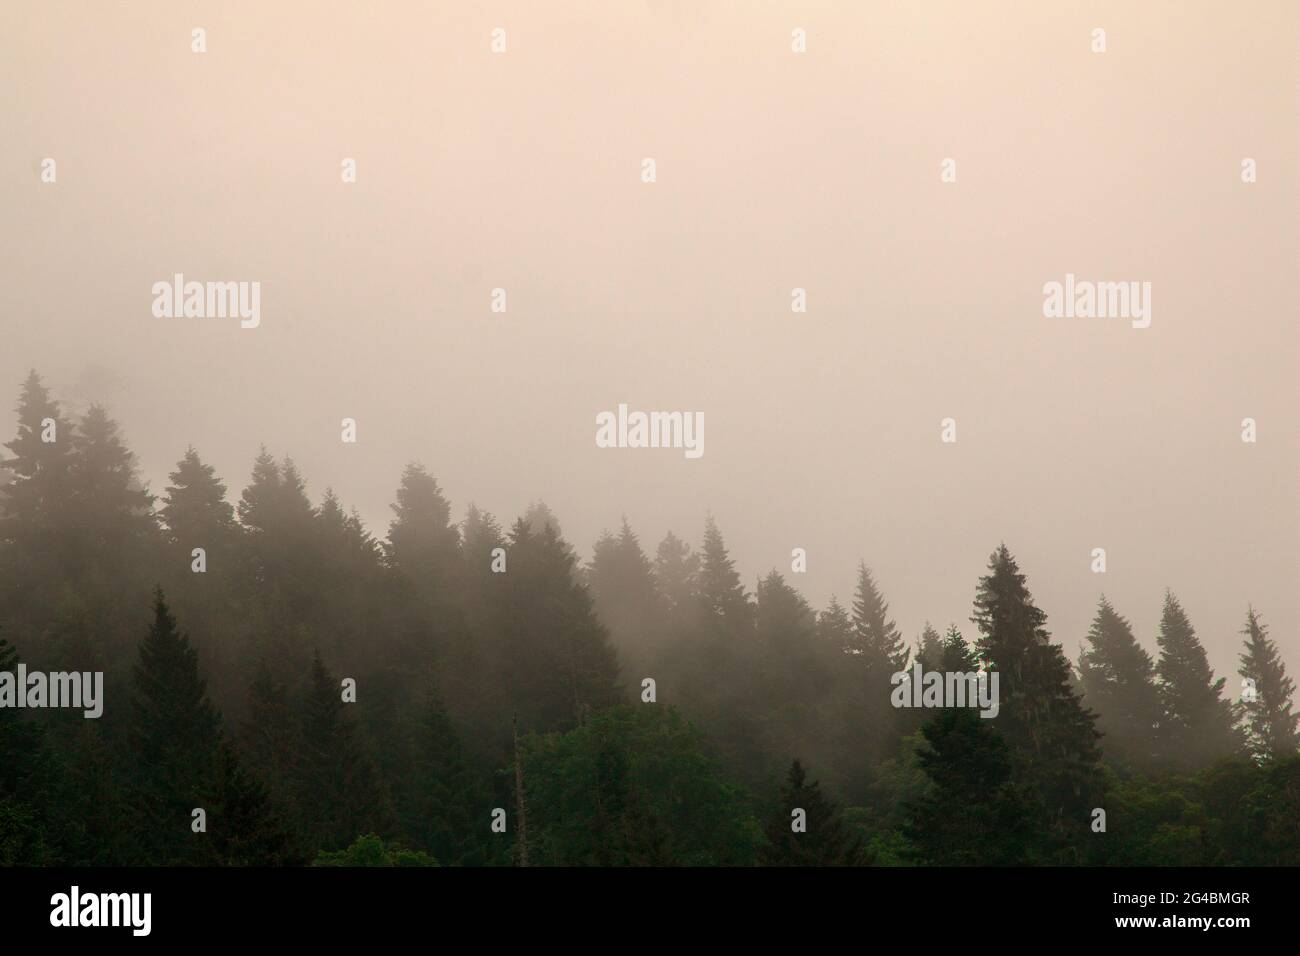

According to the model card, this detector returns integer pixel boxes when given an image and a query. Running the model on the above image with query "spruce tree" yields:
[1156,591,1242,770]
[1237,608,1299,761]
[0,371,75,537]
[129,590,222,864]
[762,759,865,866]
[42,589,103,675]
[0,632,35,792]
[236,447,281,534]
[916,622,944,672]
[938,624,980,672]
[1077,596,1164,773]
[237,452,323,672]
[49,719,126,865]
[698,516,752,633]
[515,706,764,865]
[668,519,764,782]
[69,404,155,539]
[459,503,507,617]
[212,741,300,865]
[449,504,509,747]
[402,693,490,865]
[158,447,241,707]
[849,564,908,672]
[496,519,621,731]
[60,404,158,672]
[315,488,385,654]
[460,503,506,600]
[904,709,1039,865]
[236,452,318,588]
[838,564,909,770]
[587,519,666,673]
[0,371,77,629]
[756,571,817,653]
[817,597,852,649]
[295,650,392,853]
[971,544,1101,854]
[276,458,315,528]
[523,499,563,539]
[753,572,837,782]
[239,661,297,808]
[160,446,235,549]
[386,463,460,579]
[815,595,867,798]
[0,629,52,864]
[653,530,700,633]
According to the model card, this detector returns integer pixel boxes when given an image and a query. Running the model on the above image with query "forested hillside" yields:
[2,370,1296,866]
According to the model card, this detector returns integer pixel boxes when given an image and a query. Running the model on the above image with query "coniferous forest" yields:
[1,369,1297,868]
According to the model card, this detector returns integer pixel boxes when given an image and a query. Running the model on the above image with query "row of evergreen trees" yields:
[1,369,1296,865]
[1077,595,1294,772]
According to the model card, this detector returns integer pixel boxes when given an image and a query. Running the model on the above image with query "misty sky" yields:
[2,1,1296,683]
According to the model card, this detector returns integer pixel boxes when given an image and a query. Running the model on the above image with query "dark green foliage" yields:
[762,759,865,865]
[46,720,127,865]
[971,545,1102,857]
[904,709,1040,865]
[294,651,394,854]
[398,693,494,865]
[0,370,1295,867]
[1097,755,1300,866]
[0,632,45,798]
[239,661,297,803]
[212,741,300,865]
[1219,755,1300,864]
[515,705,764,866]
[0,630,54,864]
[129,591,221,864]
[938,624,979,672]
[314,833,438,867]
[1089,766,1207,866]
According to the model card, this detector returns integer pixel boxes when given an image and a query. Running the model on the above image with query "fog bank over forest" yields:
[3,0,1296,683]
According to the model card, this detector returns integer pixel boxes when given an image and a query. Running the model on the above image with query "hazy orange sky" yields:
[2,1,1296,681]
